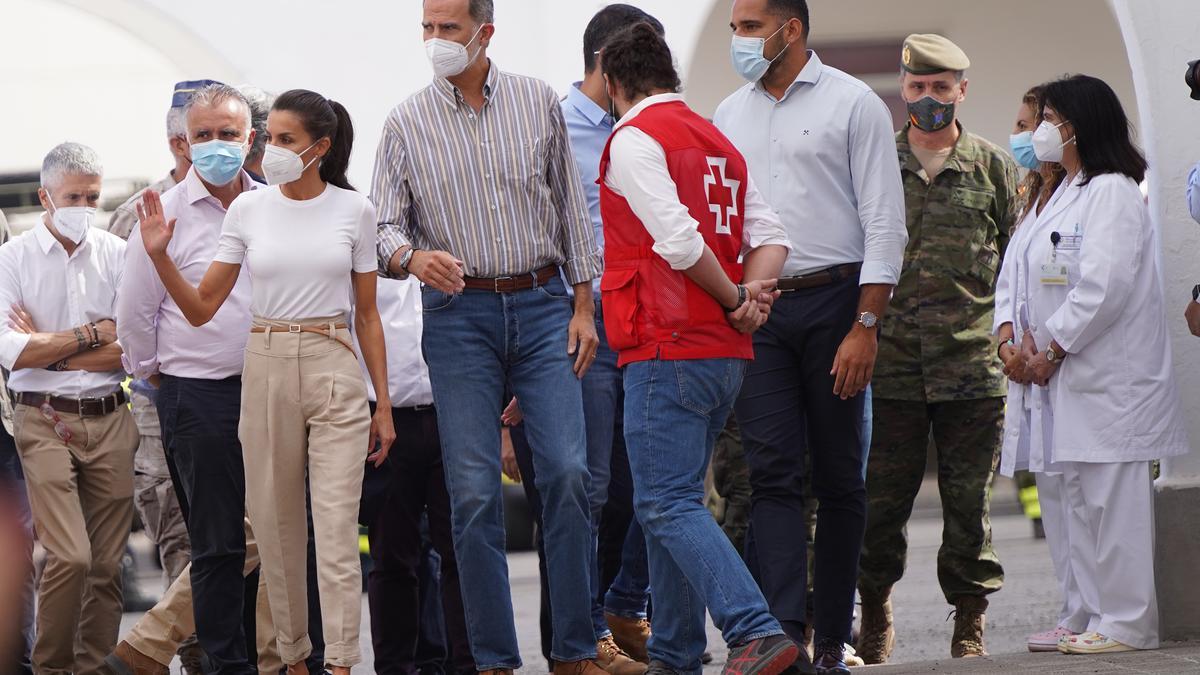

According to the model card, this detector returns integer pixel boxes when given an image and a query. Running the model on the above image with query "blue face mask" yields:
[730,24,790,83]
[1009,131,1040,171]
[1187,163,1200,225]
[190,139,246,186]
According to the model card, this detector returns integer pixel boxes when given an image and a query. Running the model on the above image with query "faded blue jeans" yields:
[624,357,783,673]
[421,277,596,669]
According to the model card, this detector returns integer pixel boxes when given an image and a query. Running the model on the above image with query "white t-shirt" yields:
[213,184,377,320]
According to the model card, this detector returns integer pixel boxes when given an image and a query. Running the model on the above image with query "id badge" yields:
[1040,263,1068,285]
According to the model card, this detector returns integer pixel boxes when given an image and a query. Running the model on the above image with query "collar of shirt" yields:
[755,49,824,103]
[613,92,686,132]
[897,121,978,177]
[32,219,89,256]
[432,58,503,110]
[565,82,612,129]
[181,166,259,207]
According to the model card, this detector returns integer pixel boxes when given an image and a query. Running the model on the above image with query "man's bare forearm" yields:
[858,283,893,318]
[572,282,595,316]
[12,328,91,369]
[60,343,124,373]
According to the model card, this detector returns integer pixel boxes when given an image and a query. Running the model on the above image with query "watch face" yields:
[859,312,878,328]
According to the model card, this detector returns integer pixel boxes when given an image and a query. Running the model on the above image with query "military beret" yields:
[901,34,970,75]
[172,79,224,108]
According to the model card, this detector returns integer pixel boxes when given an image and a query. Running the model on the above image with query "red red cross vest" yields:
[598,100,753,367]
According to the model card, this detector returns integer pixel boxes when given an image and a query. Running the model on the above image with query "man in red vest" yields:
[598,23,796,675]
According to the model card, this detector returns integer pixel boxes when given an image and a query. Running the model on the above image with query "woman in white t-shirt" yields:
[138,89,395,675]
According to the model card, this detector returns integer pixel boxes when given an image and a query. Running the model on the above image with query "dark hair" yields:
[583,5,664,73]
[767,0,810,38]
[600,22,681,101]
[272,89,355,191]
[1017,84,1068,222]
[1041,74,1146,185]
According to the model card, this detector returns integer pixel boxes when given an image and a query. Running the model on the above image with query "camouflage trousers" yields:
[130,390,203,671]
[709,414,752,553]
[858,397,1005,604]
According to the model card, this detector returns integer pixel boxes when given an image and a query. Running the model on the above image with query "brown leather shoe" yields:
[606,613,651,664]
[950,596,989,658]
[856,592,895,665]
[553,658,610,675]
[103,641,168,675]
[597,635,648,675]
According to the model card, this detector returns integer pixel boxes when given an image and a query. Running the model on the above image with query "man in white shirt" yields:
[0,142,137,674]
[354,277,473,674]
[714,1,907,672]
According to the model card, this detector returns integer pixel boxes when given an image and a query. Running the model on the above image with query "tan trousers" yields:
[125,517,282,672]
[13,401,137,675]
[241,319,370,668]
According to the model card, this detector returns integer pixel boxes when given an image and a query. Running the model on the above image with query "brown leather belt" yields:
[462,265,559,293]
[16,389,127,418]
[250,322,356,355]
[777,263,863,292]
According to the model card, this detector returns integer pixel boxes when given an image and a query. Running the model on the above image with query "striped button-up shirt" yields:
[372,62,601,286]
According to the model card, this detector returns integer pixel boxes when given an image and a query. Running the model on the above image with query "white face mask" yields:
[1032,119,1074,163]
[425,25,485,79]
[45,193,94,244]
[262,140,321,186]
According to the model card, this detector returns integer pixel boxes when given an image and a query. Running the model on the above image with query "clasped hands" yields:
[725,280,780,335]
[1000,330,1059,387]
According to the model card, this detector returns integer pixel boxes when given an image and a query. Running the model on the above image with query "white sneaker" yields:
[843,643,864,667]
[1058,632,1139,655]
[1027,626,1077,652]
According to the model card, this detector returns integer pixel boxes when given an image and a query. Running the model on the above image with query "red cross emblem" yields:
[704,157,740,236]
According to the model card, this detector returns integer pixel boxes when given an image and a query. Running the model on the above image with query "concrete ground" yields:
[119,477,1198,673]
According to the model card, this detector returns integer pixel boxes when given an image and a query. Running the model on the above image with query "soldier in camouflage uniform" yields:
[856,35,1016,665]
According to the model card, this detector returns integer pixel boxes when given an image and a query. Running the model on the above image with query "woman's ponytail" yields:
[272,89,356,191]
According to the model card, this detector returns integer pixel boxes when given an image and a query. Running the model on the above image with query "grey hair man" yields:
[0,142,136,674]
[237,84,275,182]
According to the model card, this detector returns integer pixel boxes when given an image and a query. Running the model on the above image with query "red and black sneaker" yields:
[722,635,801,675]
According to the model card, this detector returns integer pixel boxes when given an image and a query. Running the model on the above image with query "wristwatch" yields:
[1192,283,1199,303]
[723,285,748,313]
[857,311,878,329]
[1045,346,1065,364]
[399,247,416,273]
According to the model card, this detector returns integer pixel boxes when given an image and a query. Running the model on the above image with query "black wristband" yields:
[722,285,748,313]
[88,322,101,349]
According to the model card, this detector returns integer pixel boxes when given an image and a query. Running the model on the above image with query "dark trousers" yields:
[360,403,473,675]
[0,417,34,675]
[157,375,256,674]
[733,274,867,645]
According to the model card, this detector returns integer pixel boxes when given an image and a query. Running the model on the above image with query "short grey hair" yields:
[237,84,275,162]
[469,0,494,23]
[40,142,103,190]
[166,107,187,137]
[183,83,252,135]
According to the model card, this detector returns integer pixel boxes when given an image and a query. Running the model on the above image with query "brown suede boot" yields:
[950,596,989,658]
[856,591,896,665]
[597,635,649,675]
[606,613,651,664]
[103,641,169,675]
[479,670,514,675]
[553,659,610,675]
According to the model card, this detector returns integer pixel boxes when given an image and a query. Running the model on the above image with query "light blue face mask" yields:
[190,139,246,186]
[1009,131,1040,171]
[730,23,790,83]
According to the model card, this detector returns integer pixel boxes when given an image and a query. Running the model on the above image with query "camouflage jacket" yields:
[874,123,1018,403]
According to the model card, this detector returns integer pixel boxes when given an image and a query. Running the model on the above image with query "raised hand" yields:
[136,189,177,259]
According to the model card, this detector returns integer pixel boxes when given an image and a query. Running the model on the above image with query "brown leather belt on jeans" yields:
[250,322,356,355]
[777,263,863,292]
[462,265,559,293]
[16,389,127,417]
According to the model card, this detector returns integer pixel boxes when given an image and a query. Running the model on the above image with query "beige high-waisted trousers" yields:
[240,317,370,668]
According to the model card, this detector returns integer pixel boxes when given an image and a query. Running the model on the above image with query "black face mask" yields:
[907,95,956,132]
[1186,59,1200,101]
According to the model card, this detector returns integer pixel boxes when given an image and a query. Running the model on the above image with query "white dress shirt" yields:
[713,51,907,283]
[0,221,127,397]
[352,277,433,408]
[118,168,256,380]
[604,93,790,270]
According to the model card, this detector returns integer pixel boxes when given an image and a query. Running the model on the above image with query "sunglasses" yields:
[38,402,73,446]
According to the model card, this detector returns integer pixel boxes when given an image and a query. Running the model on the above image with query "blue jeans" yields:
[624,357,783,673]
[422,277,595,669]
[584,303,649,633]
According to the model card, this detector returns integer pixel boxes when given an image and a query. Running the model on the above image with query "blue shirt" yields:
[562,82,614,293]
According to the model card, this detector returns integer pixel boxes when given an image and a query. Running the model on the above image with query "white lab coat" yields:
[994,181,1073,476]
[1030,173,1190,464]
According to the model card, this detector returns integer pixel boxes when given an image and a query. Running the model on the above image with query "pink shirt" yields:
[118,168,256,380]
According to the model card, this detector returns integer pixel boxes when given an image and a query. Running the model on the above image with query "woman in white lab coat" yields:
[1018,74,1190,655]
[994,84,1092,654]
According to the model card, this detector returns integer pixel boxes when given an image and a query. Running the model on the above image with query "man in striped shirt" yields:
[372,2,603,674]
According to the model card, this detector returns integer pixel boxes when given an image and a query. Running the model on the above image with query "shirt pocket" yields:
[948,186,1001,293]
[495,136,545,189]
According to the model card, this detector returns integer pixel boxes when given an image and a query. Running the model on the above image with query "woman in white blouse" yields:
[1003,74,1188,655]
[138,89,395,675]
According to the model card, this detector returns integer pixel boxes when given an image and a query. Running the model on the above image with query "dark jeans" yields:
[0,419,34,675]
[157,375,256,674]
[359,403,472,675]
[733,274,868,646]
